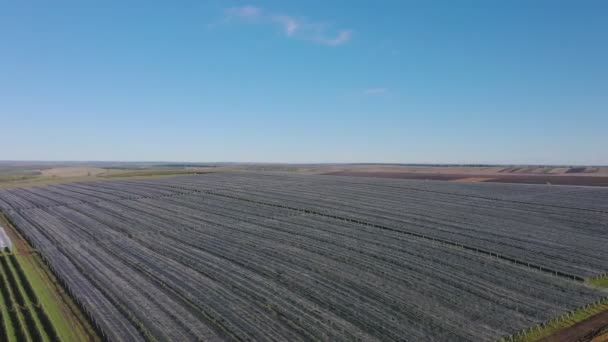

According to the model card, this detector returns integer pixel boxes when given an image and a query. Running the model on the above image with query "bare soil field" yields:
[324,171,608,186]
[488,175,608,186]
[316,165,608,176]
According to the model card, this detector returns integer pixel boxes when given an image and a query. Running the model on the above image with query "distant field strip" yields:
[0,173,607,341]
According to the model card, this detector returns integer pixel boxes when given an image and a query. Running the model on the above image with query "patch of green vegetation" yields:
[588,274,608,288]
[6,250,62,342]
[16,253,80,341]
[0,171,216,190]
[498,297,608,342]
[0,174,39,183]
[0,253,30,342]
[2,250,50,342]
[0,280,16,341]
[0,176,89,190]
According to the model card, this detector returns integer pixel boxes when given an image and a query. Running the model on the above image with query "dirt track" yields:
[540,310,608,342]
[323,171,608,186]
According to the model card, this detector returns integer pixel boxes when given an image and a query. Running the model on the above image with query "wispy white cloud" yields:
[314,30,352,46]
[223,6,352,46]
[364,88,388,95]
[272,15,299,36]
[225,5,262,19]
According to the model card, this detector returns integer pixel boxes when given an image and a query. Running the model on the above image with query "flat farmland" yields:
[0,173,607,341]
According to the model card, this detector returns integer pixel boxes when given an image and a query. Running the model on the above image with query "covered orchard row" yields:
[0,172,606,341]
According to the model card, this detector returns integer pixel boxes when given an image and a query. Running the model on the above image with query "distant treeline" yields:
[151,164,217,168]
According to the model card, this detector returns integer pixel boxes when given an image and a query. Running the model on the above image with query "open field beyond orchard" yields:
[0,172,607,341]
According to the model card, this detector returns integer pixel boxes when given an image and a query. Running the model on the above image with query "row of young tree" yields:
[0,248,60,342]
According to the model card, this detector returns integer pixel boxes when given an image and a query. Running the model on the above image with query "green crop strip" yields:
[0,253,29,341]
[0,248,65,342]
[0,275,16,341]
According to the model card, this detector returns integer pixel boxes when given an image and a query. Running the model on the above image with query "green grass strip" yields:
[497,297,608,342]
[35,304,60,342]
[16,255,79,342]
[8,253,39,304]
[5,251,54,342]
[0,255,30,342]
[0,274,16,341]
[0,307,9,342]
[7,252,58,341]
[2,252,45,342]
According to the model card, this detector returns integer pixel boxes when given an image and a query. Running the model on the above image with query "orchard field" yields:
[0,172,606,341]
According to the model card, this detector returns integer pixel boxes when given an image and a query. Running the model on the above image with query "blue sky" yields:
[1,1,607,164]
